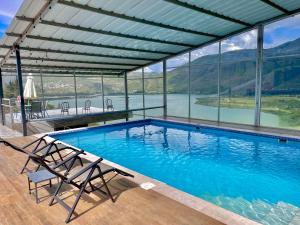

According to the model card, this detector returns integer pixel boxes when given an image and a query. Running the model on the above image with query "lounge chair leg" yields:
[21,158,31,174]
[35,183,38,203]
[49,180,64,206]
[65,168,95,223]
[101,176,115,203]
[28,177,31,194]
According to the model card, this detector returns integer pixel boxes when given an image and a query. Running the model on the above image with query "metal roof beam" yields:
[3,63,125,72]
[10,56,140,67]
[1,69,119,76]
[0,45,155,61]
[260,0,290,14]
[16,16,197,48]
[57,0,220,38]
[6,33,173,55]
[164,0,251,27]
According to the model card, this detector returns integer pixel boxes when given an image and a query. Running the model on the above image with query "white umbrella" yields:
[23,76,37,100]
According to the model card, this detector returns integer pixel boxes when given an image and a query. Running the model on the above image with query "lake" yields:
[47,94,284,129]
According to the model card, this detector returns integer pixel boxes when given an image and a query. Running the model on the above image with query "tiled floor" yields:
[0,136,225,225]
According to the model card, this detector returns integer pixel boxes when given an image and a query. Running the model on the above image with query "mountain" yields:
[167,37,300,95]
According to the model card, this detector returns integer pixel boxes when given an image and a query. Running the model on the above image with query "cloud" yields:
[143,67,153,73]
[222,30,257,52]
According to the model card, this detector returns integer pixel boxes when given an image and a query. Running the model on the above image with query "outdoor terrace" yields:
[0,135,224,225]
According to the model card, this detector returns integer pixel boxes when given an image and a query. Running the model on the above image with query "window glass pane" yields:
[261,15,300,129]
[42,75,76,116]
[103,76,125,111]
[128,70,143,110]
[190,43,219,121]
[219,30,257,125]
[167,54,189,118]
[75,76,103,114]
[144,63,163,108]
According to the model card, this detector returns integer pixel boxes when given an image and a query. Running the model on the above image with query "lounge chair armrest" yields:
[52,151,84,169]
[67,158,103,182]
[21,134,48,149]
[34,139,57,154]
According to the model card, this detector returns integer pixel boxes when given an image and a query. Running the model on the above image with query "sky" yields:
[0,0,23,38]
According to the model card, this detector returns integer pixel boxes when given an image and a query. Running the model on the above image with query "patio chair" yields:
[82,99,91,113]
[28,153,133,223]
[31,101,43,119]
[105,98,114,111]
[61,102,70,115]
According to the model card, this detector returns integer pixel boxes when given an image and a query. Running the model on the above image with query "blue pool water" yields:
[51,119,300,224]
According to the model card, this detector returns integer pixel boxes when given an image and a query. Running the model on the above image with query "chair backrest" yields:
[85,100,91,109]
[31,101,42,113]
[61,102,69,110]
[106,98,113,107]
[28,152,68,181]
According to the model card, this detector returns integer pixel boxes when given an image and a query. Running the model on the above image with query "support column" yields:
[142,67,145,119]
[217,41,221,122]
[188,52,191,120]
[124,72,129,121]
[39,70,46,117]
[15,45,27,136]
[163,60,167,118]
[0,68,4,125]
[73,72,78,115]
[255,25,264,126]
[101,76,105,112]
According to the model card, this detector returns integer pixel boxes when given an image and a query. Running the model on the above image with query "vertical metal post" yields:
[73,72,78,115]
[124,72,129,121]
[188,52,191,120]
[142,67,145,119]
[101,76,105,112]
[163,59,167,118]
[0,68,4,125]
[39,70,45,117]
[15,45,27,136]
[217,41,221,123]
[255,25,264,126]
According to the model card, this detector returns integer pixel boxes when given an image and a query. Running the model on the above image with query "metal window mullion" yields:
[163,60,167,118]
[39,70,45,116]
[255,25,264,126]
[217,41,221,122]
[124,72,129,121]
[101,76,105,113]
[73,72,78,115]
[15,45,27,136]
[188,52,191,120]
[142,67,145,119]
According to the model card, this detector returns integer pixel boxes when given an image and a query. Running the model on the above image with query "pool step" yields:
[289,210,300,225]
[202,195,300,225]
[260,201,300,225]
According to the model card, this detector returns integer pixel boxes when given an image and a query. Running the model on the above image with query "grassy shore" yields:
[196,95,300,128]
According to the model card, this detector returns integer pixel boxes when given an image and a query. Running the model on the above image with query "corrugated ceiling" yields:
[0,0,299,75]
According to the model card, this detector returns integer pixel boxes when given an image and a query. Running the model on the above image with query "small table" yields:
[27,170,57,203]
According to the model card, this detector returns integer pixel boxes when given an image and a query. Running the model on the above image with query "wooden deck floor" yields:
[0,136,224,225]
